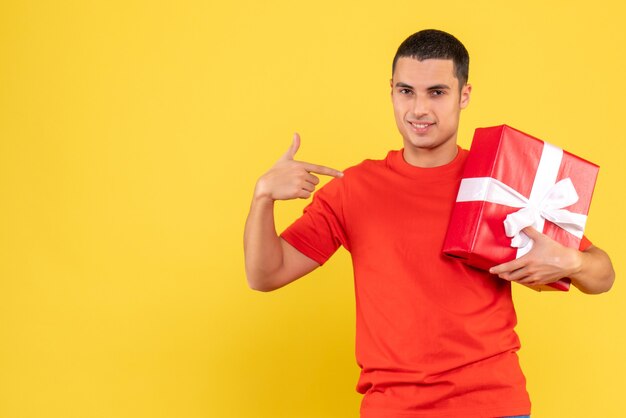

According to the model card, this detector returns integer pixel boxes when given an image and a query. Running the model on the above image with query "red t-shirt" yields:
[282,148,584,417]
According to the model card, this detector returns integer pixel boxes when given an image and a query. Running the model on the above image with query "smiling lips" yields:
[408,120,435,132]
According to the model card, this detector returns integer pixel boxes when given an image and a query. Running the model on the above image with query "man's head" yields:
[392,29,469,89]
[390,30,471,167]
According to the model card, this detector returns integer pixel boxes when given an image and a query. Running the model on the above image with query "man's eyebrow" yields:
[393,82,452,90]
[427,84,451,90]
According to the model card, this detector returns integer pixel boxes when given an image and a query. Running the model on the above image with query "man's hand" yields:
[244,133,344,291]
[489,226,582,287]
[254,133,343,202]
[489,226,614,293]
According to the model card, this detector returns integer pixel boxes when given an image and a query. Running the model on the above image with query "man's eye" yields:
[399,89,412,95]
[431,90,445,96]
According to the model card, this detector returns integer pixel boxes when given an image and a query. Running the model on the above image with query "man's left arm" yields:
[489,226,615,294]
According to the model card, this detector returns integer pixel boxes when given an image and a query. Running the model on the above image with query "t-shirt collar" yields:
[386,145,467,180]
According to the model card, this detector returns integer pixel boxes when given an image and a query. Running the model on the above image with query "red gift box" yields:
[443,125,599,291]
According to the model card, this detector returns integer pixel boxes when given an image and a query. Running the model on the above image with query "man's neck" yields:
[402,143,459,168]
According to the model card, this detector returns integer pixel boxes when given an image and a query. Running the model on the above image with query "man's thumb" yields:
[522,226,542,240]
[281,132,300,161]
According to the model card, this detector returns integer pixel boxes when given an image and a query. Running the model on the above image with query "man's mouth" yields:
[408,121,435,130]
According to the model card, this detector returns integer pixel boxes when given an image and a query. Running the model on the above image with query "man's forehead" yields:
[392,57,457,86]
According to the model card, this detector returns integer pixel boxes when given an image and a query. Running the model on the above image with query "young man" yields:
[244,29,614,418]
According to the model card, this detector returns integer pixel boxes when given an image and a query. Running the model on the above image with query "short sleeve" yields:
[579,235,592,251]
[280,178,348,265]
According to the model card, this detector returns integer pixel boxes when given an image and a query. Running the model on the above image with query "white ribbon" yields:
[456,142,587,258]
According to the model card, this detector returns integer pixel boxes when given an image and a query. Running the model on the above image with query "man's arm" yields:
[489,226,615,294]
[568,245,614,294]
[243,133,343,292]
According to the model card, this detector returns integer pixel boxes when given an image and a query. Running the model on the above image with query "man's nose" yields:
[412,96,428,117]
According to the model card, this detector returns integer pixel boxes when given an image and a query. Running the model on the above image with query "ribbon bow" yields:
[456,176,587,255]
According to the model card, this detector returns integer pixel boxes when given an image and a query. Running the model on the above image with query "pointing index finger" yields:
[301,162,343,178]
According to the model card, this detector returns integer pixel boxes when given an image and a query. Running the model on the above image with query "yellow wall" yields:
[1,1,624,417]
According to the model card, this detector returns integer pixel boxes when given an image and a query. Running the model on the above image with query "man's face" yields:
[390,57,471,166]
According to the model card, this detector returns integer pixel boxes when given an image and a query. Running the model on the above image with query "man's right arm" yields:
[243,133,343,292]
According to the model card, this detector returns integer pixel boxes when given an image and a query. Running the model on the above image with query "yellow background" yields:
[1,1,624,417]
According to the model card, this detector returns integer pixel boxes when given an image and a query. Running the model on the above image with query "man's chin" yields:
[403,137,437,150]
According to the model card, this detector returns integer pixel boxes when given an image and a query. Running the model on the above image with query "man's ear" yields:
[460,83,472,109]
[389,79,393,97]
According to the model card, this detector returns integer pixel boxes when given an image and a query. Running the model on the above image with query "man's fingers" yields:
[301,162,343,178]
[489,258,524,276]
[305,173,320,186]
[522,226,543,240]
[506,267,532,281]
[297,189,312,199]
[278,133,343,177]
[280,132,301,161]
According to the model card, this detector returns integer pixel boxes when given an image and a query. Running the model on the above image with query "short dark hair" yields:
[392,29,469,87]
